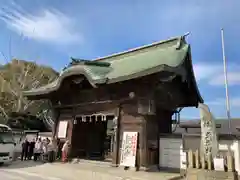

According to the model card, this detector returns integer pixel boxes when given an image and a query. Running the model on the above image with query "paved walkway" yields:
[0,161,183,180]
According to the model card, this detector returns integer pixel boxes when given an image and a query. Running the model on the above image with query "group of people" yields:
[21,136,70,163]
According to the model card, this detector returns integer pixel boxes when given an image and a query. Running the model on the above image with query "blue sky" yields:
[0,0,240,119]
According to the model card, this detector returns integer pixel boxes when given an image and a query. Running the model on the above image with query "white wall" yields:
[159,137,240,173]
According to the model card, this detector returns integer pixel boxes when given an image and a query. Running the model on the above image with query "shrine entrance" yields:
[71,114,114,161]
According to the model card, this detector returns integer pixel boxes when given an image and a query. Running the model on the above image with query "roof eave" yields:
[187,46,204,105]
[23,34,196,99]
[23,66,102,98]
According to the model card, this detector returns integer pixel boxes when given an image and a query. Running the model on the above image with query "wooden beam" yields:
[53,98,134,109]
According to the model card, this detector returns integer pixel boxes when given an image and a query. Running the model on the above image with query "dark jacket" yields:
[22,141,29,152]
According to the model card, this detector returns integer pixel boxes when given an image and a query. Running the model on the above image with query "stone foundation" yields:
[186,168,238,180]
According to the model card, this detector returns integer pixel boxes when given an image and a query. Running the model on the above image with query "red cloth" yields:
[62,151,67,162]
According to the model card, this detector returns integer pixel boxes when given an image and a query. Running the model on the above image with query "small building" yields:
[23,35,203,170]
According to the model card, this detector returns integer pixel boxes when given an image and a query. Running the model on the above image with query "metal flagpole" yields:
[221,28,231,133]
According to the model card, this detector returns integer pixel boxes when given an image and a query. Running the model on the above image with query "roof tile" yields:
[23,35,191,96]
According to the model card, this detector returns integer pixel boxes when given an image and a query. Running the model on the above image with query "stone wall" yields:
[186,149,238,180]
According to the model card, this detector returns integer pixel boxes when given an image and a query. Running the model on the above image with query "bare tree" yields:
[0,59,58,122]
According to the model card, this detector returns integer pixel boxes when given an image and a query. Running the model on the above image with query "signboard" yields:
[57,121,68,138]
[214,158,225,171]
[120,131,138,167]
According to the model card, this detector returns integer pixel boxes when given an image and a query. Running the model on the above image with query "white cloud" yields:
[193,63,240,86]
[229,97,240,107]
[0,5,82,44]
[193,63,222,81]
[209,72,240,86]
[208,97,240,107]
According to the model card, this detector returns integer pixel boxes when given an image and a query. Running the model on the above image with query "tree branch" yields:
[0,104,8,121]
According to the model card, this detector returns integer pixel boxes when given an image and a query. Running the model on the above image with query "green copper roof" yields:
[23,35,191,96]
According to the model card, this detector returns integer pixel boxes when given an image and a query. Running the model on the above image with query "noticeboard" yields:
[57,121,68,138]
[120,131,138,167]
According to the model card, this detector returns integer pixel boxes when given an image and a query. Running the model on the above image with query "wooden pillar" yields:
[156,116,160,170]
[157,108,172,170]
[142,115,159,169]
[69,108,76,158]
[157,108,172,133]
[52,109,60,137]
[112,106,121,166]
[139,116,147,170]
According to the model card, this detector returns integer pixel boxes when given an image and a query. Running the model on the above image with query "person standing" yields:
[28,138,35,160]
[42,139,48,162]
[47,139,56,163]
[61,140,69,163]
[21,139,29,161]
[56,138,61,160]
[46,137,50,145]
[53,137,58,161]
[34,138,43,161]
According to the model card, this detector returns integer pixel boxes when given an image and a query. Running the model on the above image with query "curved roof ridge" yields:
[94,35,186,62]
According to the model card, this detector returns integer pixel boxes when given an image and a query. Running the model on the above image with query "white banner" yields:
[120,131,138,167]
[57,121,68,138]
